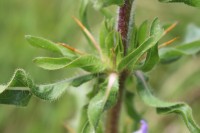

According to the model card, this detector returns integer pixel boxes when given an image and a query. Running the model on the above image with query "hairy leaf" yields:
[0,69,94,106]
[150,18,164,41]
[99,19,115,57]
[118,37,155,71]
[25,35,77,58]
[160,40,200,63]
[114,32,124,65]
[104,31,123,62]
[88,73,119,131]
[79,105,103,133]
[141,45,159,72]
[159,0,200,7]
[103,30,115,58]
[118,18,164,71]
[135,71,200,133]
[0,90,31,106]
[71,74,96,87]
[33,57,72,70]
[33,55,106,73]
[141,18,163,72]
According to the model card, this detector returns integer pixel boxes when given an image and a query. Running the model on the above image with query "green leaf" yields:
[150,18,164,42]
[105,31,115,53]
[141,45,159,72]
[92,0,124,9]
[140,18,163,72]
[160,40,200,63]
[0,90,31,106]
[79,105,103,133]
[0,69,94,106]
[71,74,96,87]
[135,71,200,133]
[159,0,200,7]
[79,0,90,29]
[127,4,137,51]
[125,92,141,123]
[88,73,119,131]
[177,40,200,54]
[78,105,91,133]
[25,35,77,58]
[0,69,69,101]
[99,19,114,56]
[33,55,106,73]
[137,20,149,46]
[104,31,122,60]
[118,18,164,71]
[114,32,124,65]
[0,69,33,106]
[87,77,105,99]
[33,57,72,70]
[118,37,155,71]
[128,24,138,52]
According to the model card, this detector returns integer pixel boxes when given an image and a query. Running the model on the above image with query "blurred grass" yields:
[0,0,199,133]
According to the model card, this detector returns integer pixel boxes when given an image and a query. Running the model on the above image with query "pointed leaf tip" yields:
[25,35,78,58]
[25,35,31,39]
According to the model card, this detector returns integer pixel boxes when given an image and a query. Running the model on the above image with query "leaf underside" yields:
[0,69,95,106]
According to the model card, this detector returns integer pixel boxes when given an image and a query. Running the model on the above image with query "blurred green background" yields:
[0,0,200,133]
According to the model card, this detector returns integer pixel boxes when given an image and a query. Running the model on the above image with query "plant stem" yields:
[106,70,129,133]
[106,0,134,133]
[117,0,133,55]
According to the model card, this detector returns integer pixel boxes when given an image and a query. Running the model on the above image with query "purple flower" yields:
[133,120,148,133]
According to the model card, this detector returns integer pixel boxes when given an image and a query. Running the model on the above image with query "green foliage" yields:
[118,18,164,71]
[137,20,148,46]
[135,71,200,133]
[0,69,95,106]
[1,0,200,133]
[118,37,155,71]
[88,73,118,130]
[160,40,200,63]
[99,19,114,57]
[140,18,162,72]
[159,0,200,7]
[25,35,77,58]
[80,0,90,29]
[125,92,141,124]
[0,90,31,106]
[33,55,106,73]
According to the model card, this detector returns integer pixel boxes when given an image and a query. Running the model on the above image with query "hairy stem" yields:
[117,0,133,55]
[106,0,134,133]
[106,70,129,133]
